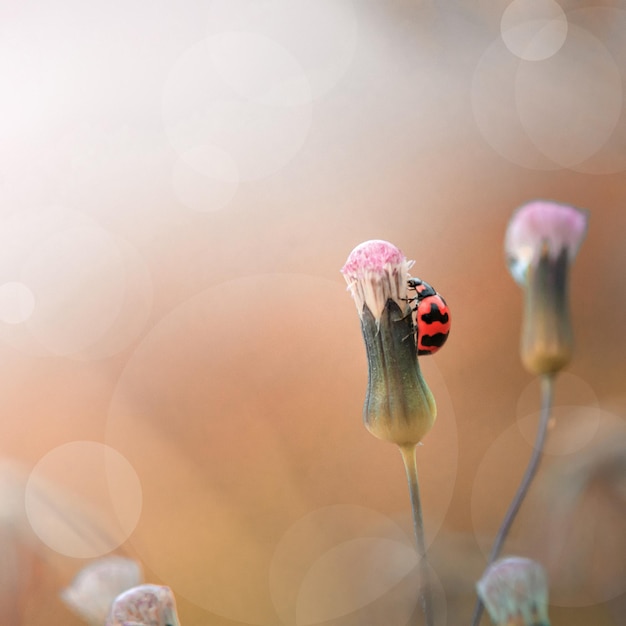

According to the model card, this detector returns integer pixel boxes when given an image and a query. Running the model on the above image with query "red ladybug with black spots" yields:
[407,277,451,355]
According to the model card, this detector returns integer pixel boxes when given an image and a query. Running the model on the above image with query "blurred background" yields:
[0,0,625,624]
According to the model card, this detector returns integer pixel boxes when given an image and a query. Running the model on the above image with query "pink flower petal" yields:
[505,200,589,284]
[106,585,180,626]
[341,240,407,276]
[341,240,414,320]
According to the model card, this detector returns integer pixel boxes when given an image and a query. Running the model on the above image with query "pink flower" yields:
[477,557,550,626]
[341,239,414,322]
[505,200,588,286]
[504,201,589,375]
[105,584,181,626]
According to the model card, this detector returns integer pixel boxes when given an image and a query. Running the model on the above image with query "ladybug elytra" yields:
[407,277,451,356]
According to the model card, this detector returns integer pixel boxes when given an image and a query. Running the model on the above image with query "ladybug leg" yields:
[399,312,419,343]
[401,291,422,312]
[401,322,419,343]
[402,290,425,307]
[398,311,414,330]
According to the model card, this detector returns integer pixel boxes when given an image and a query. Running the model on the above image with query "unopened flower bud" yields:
[61,557,142,626]
[505,201,588,376]
[477,557,550,626]
[341,240,436,446]
[106,584,181,626]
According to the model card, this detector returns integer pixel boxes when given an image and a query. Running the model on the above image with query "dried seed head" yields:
[477,557,550,626]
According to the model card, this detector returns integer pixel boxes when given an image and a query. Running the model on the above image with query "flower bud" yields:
[342,240,436,446]
[106,584,181,626]
[505,201,588,376]
[61,557,142,626]
[477,557,550,626]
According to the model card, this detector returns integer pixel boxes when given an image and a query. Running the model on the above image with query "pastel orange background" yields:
[1,1,624,624]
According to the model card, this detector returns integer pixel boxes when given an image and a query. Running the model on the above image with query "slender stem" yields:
[400,444,435,626]
[470,374,554,626]
[488,375,555,562]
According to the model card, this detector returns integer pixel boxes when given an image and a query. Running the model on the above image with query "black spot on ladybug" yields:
[419,302,449,325]
[419,332,448,348]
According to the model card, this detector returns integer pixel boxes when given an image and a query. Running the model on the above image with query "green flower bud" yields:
[342,240,436,446]
[520,246,572,375]
[505,201,589,376]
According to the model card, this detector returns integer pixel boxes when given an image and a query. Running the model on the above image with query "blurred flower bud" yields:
[106,584,180,626]
[505,201,588,376]
[61,556,143,625]
[477,556,550,626]
[341,240,436,446]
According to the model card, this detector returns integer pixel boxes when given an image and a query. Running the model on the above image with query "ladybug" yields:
[407,277,451,355]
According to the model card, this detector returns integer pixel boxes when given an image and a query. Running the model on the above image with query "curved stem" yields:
[400,444,435,626]
[470,374,554,626]
[488,375,555,562]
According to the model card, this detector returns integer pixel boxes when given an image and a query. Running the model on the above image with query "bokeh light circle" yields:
[471,38,560,170]
[0,282,35,324]
[516,373,600,454]
[472,19,624,171]
[106,273,457,624]
[500,0,567,61]
[207,0,358,101]
[471,419,537,559]
[563,7,626,175]
[516,372,599,419]
[525,412,626,607]
[296,537,419,625]
[74,235,154,361]
[0,208,153,359]
[515,23,622,168]
[207,32,313,107]
[171,146,240,213]
[517,405,601,456]
[270,504,447,626]
[21,225,126,355]
[25,441,142,558]
[162,35,313,184]
[471,402,621,577]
